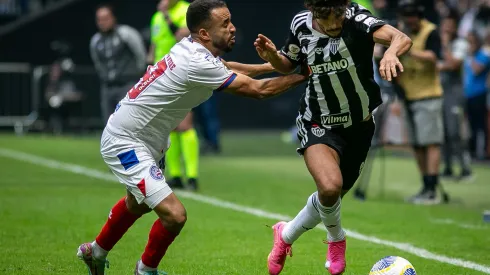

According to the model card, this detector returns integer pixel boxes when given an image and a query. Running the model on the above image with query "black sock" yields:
[427,175,438,192]
[422,175,430,191]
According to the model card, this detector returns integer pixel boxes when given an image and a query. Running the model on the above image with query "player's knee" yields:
[316,175,342,206]
[126,195,151,216]
[165,207,187,230]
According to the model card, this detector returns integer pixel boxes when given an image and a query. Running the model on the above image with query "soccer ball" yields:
[369,256,417,275]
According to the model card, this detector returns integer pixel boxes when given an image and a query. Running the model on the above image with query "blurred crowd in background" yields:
[1,0,490,162]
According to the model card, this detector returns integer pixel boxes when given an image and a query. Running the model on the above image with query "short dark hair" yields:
[304,0,349,19]
[96,3,114,13]
[186,0,228,33]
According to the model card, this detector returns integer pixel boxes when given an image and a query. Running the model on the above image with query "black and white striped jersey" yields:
[281,3,386,128]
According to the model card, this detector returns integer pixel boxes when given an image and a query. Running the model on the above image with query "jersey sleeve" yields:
[188,54,237,91]
[280,16,307,66]
[347,4,386,39]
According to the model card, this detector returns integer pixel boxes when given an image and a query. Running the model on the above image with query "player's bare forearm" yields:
[257,73,307,99]
[373,25,412,57]
[223,72,307,99]
[268,53,297,74]
[223,61,276,77]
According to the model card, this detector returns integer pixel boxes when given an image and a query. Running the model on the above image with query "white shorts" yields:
[100,129,172,209]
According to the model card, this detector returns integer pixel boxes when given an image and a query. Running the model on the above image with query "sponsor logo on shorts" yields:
[321,112,350,126]
[311,125,325,137]
[149,165,163,180]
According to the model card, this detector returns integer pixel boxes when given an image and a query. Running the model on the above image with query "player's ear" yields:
[198,28,211,42]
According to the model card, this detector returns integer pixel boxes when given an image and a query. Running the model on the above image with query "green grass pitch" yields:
[0,132,489,275]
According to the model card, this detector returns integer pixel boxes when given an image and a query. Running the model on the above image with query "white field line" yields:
[430,218,489,230]
[1,148,490,274]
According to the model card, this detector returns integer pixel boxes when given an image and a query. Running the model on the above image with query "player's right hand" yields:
[254,34,279,62]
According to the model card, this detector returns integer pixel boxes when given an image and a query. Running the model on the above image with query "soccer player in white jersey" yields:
[76,0,308,274]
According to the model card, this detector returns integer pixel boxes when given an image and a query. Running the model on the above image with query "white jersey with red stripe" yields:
[105,37,236,159]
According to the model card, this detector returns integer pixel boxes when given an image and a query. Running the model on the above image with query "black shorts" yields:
[296,117,375,191]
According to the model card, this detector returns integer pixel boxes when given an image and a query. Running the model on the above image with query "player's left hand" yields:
[254,34,279,62]
[379,51,403,82]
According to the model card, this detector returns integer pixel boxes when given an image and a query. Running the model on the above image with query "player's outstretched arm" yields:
[223,71,307,100]
[373,25,413,82]
[254,34,296,74]
[221,59,276,78]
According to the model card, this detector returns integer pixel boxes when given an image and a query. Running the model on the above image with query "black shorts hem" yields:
[296,142,342,157]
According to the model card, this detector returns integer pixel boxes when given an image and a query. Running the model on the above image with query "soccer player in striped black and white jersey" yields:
[254,1,413,274]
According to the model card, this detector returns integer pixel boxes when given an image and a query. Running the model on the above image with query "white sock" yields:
[281,192,322,244]
[91,241,108,260]
[138,260,157,272]
[317,196,345,242]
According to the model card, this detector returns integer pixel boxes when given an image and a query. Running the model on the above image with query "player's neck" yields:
[192,37,222,57]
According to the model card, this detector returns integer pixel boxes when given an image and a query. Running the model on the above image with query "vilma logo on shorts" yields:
[149,165,163,180]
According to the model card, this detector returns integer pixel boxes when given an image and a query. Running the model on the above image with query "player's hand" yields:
[254,34,279,62]
[379,51,403,82]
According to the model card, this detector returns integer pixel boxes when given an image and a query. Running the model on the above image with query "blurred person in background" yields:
[44,41,83,135]
[354,1,399,200]
[396,0,445,204]
[485,32,490,158]
[148,0,200,190]
[90,3,147,124]
[194,92,221,155]
[437,11,473,180]
[458,0,490,39]
[463,31,490,160]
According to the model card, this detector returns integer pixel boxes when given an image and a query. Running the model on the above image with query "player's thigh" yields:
[101,135,173,209]
[175,112,194,132]
[297,118,344,193]
[412,99,444,146]
[304,144,342,193]
[125,189,152,215]
[340,118,376,192]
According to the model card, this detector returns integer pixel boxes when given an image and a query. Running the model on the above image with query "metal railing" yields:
[0,62,104,134]
[0,62,38,134]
